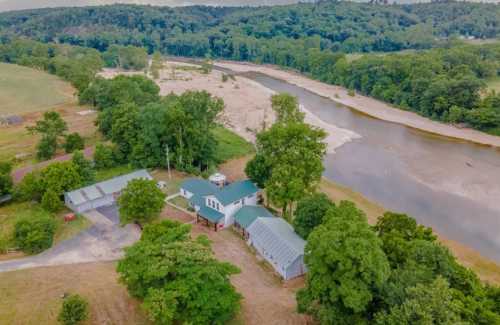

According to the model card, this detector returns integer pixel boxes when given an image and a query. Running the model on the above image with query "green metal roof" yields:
[181,178,260,206]
[234,205,274,229]
[198,205,224,223]
[181,178,218,196]
[215,180,259,205]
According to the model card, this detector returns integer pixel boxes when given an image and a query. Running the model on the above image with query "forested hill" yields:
[0,1,498,54]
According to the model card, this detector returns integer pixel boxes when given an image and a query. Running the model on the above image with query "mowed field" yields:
[0,63,99,163]
[0,63,74,115]
[0,262,150,325]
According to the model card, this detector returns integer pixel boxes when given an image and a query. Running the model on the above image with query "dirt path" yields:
[162,205,310,325]
[12,146,94,183]
[0,207,140,273]
[215,61,500,148]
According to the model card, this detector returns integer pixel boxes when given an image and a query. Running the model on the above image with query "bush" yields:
[14,172,42,202]
[64,133,85,153]
[14,215,56,254]
[37,135,57,160]
[58,294,89,325]
[41,189,62,212]
[93,143,115,169]
[0,161,13,196]
[347,89,356,97]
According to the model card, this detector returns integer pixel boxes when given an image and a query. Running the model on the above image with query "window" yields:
[216,203,220,210]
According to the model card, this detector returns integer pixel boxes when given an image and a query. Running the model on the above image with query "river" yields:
[244,72,500,262]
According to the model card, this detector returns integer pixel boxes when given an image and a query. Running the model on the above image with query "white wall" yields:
[180,188,193,199]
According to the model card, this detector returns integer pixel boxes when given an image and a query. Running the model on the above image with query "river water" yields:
[247,72,500,262]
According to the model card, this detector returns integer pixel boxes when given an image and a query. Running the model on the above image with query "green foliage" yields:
[212,126,254,163]
[118,178,165,225]
[63,133,84,153]
[14,214,56,254]
[41,188,62,212]
[103,45,148,70]
[374,212,436,266]
[117,220,241,324]
[28,111,68,160]
[375,277,463,325]
[293,193,334,239]
[71,151,95,185]
[150,51,163,79]
[81,75,160,110]
[298,201,390,323]
[271,93,304,124]
[14,171,43,201]
[58,294,89,325]
[248,117,326,216]
[0,161,13,196]
[93,143,115,170]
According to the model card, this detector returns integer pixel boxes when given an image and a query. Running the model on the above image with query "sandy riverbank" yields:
[215,61,500,148]
[100,62,360,153]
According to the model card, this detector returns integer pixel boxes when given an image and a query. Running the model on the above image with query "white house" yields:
[246,217,307,280]
[64,170,153,213]
[180,178,260,230]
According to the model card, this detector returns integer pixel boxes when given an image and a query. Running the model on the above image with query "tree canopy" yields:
[118,178,165,225]
[117,220,241,324]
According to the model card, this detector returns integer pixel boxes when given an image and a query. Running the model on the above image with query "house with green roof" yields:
[180,178,261,231]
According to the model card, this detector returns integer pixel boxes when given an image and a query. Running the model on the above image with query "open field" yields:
[0,63,74,115]
[0,262,149,325]
[0,202,91,260]
[0,104,100,164]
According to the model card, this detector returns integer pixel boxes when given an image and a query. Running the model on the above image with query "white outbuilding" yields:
[246,217,307,280]
[64,169,152,213]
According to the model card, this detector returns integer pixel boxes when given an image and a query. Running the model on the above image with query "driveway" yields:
[0,205,140,273]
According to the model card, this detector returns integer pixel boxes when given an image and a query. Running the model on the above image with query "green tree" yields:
[117,220,241,324]
[14,214,56,254]
[293,193,334,239]
[93,143,115,170]
[71,151,95,185]
[41,188,62,212]
[375,277,463,325]
[150,51,163,79]
[0,161,13,196]
[118,178,165,225]
[297,201,390,324]
[14,171,43,201]
[27,111,68,160]
[374,212,436,266]
[110,103,140,157]
[58,294,89,325]
[271,93,304,124]
[40,161,82,196]
[249,120,326,216]
[63,133,85,153]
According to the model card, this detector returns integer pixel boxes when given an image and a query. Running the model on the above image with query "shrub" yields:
[0,161,13,196]
[347,89,356,97]
[64,133,85,153]
[93,143,115,169]
[58,294,89,325]
[37,135,57,160]
[14,215,56,254]
[222,74,229,82]
[14,172,42,202]
[41,189,62,212]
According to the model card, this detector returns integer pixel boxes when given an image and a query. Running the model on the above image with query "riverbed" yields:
[242,71,500,263]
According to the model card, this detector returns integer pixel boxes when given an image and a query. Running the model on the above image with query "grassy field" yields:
[213,126,255,162]
[0,262,149,325]
[0,202,91,256]
[487,76,500,93]
[0,63,74,116]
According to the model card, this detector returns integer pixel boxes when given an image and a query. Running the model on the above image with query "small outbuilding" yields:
[64,169,152,213]
[246,217,307,280]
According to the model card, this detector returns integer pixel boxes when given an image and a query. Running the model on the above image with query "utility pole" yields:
[165,144,171,180]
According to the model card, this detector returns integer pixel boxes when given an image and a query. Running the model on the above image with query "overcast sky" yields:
[0,0,309,12]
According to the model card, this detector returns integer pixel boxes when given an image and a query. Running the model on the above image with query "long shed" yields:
[246,217,307,280]
[64,169,152,213]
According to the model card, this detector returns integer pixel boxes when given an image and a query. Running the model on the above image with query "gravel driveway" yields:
[0,205,140,273]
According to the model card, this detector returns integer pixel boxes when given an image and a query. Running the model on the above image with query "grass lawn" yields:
[0,262,149,324]
[213,126,255,163]
[0,202,91,255]
[0,63,74,115]
[94,164,136,182]
[151,169,186,196]
[168,195,190,210]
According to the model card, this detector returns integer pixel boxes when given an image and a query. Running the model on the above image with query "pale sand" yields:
[215,61,500,148]
[99,63,361,152]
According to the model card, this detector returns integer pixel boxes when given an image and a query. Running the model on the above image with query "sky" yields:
[0,0,498,12]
